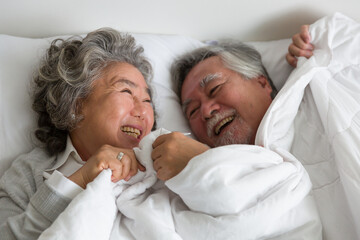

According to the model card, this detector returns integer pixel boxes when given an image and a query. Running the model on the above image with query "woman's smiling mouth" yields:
[121,126,141,139]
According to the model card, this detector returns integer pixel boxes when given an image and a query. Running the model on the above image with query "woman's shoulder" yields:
[2,147,56,182]
[16,147,55,166]
[0,147,57,210]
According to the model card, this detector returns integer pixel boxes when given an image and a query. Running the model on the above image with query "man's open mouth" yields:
[214,116,235,135]
[121,126,141,139]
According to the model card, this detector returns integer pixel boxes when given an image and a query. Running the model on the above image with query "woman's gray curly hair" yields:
[32,28,154,156]
[171,41,278,100]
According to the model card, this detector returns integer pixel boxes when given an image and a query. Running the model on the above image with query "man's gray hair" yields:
[32,28,154,156]
[171,41,278,100]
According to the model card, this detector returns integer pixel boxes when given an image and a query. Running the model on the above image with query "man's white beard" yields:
[206,109,253,147]
[214,117,253,147]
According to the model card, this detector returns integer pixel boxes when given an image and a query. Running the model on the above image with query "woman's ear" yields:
[72,100,85,127]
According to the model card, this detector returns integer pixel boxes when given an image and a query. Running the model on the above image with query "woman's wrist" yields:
[68,170,86,189]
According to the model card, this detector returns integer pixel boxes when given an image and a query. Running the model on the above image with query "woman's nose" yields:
[131,98,146,119]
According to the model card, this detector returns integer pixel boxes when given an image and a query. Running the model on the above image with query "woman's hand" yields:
[68,145,145,188]
[286,25,314,67]
[151,132,210,181]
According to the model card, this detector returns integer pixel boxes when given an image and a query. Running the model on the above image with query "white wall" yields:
[1,0,359,41]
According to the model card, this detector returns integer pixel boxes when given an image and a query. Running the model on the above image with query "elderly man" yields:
[152,16,360,240]
[152,43,279,178]
[151,42,278,179]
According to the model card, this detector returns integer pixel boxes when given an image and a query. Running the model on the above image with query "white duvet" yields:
[256,13,360,240]
[39,128,320,240]
[39,13,360,240]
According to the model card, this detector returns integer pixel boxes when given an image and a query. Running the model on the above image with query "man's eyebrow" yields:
[199,73,222,88]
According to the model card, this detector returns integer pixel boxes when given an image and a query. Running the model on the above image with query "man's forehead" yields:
[188,56,222,75]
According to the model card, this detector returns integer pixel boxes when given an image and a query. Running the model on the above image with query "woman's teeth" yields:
[121,126,141,138]
[215,116,234,135]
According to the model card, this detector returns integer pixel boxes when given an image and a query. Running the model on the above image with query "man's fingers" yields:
[156,168,171,181]
[153,159,161,172]
[300,25,311,43]
[288,43,300,57]
[292,34,313,51]
[289,43,313,58]
[286,53,297,67]
[152,133,173,148]
[298,25,314,51]
[151,145,162,160]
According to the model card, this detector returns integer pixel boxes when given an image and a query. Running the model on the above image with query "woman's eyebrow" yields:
[112,78,137,88]
[112,78,151,98]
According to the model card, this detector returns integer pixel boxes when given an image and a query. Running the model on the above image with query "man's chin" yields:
[213,127,253,147]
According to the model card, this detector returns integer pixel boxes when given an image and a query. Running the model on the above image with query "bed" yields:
[1,1,360,239]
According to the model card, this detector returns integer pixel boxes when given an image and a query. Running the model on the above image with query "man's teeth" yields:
[215,116,234,135]
[121,126,141,138]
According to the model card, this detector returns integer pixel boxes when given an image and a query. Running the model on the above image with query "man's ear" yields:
[257,76,272,90]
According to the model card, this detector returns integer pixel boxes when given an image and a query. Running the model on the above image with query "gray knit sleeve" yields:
[0,149,72,240]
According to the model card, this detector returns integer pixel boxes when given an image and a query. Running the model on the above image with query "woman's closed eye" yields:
[121,88,132,95]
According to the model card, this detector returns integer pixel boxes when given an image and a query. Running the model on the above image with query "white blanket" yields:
[256,13,360,240]
[39,127,320,240]
[38,12,360,240]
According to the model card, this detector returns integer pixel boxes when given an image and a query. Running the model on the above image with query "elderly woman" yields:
[0,28,155,239]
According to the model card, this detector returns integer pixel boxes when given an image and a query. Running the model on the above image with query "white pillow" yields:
[0,33,292,177]
[247,39,293,90]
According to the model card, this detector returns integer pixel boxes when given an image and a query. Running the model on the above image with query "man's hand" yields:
[286,25,314,67]
[151,132,210,181]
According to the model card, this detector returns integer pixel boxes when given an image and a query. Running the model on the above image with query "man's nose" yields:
[201,100,220,121]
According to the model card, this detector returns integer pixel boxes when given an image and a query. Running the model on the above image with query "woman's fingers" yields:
[70,146,144,186]
[111,149,144,182]
[137,162,146,172]
[120,155,131,180]
[124,155,137,181]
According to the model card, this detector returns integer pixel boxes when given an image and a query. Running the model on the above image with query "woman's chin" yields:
[117,133,141,148]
